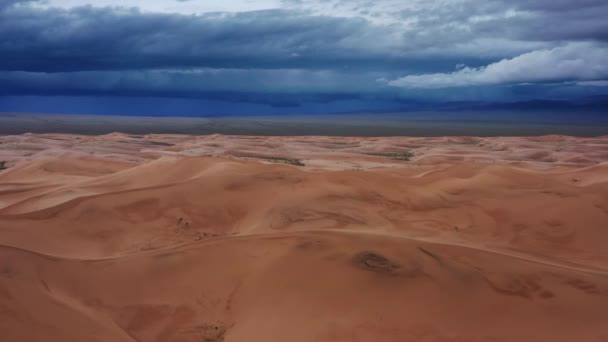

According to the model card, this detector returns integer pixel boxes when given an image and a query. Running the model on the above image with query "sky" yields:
[0,0,607,116]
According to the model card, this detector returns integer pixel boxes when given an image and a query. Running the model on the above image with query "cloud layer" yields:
[0,0,607,109]
[389,43,608,88]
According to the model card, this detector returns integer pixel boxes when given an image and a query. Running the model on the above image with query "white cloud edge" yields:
[388,43,608,89]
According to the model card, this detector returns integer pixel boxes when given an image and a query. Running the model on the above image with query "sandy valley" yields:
[1,133,608,341]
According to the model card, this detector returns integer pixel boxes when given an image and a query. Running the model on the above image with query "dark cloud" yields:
[0,0,607,108]
[3,1,606,73]
[0,68,391,99]
[0,0,36,9]
[0,6,412,72]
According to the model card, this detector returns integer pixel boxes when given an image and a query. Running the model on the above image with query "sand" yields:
[1,133,608,341]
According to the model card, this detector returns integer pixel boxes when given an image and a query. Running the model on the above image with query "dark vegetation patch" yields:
[118,140,175,147]
[264,156,305,166]
[0,161,8,171]
[230,152,305,166]
[145,141,175,147]
[354,251,400,274]
[174,217,220,241]
[314,142,361,149]
[41,136,69,141]
[179,323,227,342]
[366,151,414,161]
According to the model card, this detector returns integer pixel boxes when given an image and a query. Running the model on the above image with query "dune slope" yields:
[1,134,608,341]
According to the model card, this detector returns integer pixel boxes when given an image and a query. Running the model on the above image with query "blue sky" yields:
[1,0,607,115]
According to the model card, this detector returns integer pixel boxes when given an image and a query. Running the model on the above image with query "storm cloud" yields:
[0,0,607,110]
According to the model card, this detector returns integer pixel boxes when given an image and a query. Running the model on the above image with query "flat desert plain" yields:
[1,133,608,342]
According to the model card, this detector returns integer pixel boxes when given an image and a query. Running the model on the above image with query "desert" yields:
[1,133,608,341]
[3,0,608,340]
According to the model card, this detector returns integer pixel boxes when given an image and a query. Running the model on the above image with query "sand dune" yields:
[1,134,608,341]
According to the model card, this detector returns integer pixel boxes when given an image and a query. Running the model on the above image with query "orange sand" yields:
[1,133,608,341]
